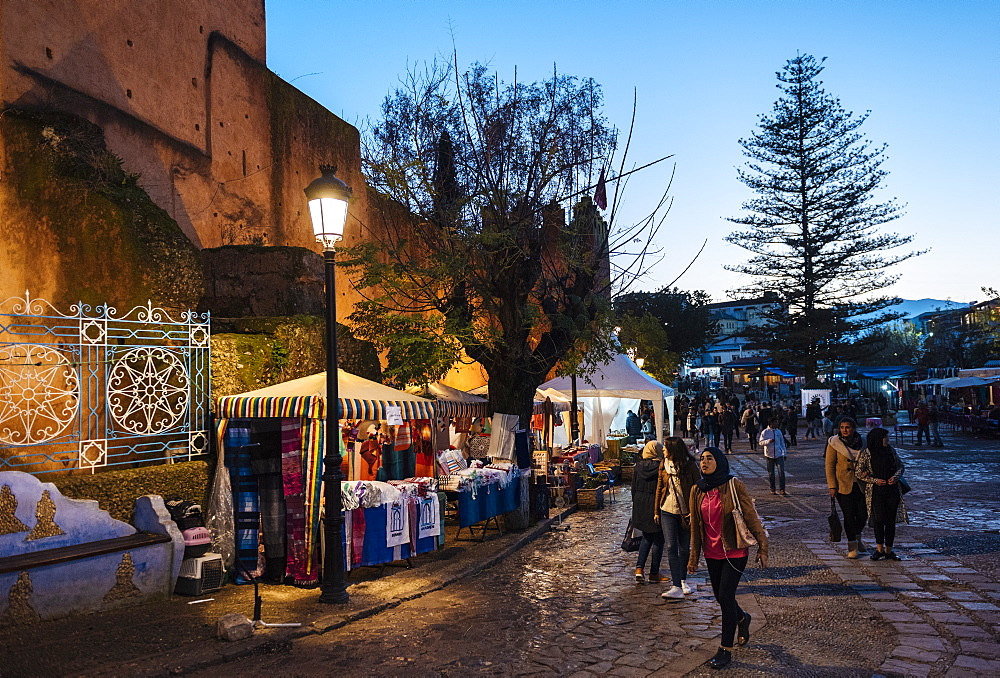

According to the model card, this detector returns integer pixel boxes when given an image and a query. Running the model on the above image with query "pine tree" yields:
[726,54,921,380]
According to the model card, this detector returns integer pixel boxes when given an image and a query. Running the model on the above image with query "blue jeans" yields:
[766,456,786,492]
[660,512,690,586]
[636,528,664,574]
[916,423,930,445]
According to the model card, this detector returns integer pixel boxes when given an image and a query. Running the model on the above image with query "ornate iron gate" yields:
[0,292,210,474]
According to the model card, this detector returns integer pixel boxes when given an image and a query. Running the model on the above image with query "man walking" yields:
[760,416,788,495]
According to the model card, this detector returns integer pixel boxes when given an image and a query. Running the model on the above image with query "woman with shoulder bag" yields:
[856,427,909,561]
[631,441,667,583]
[688,447,769,670]
[825,417,869,558]
[655,437,701,599]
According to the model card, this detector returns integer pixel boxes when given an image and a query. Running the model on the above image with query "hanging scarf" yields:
[696,446,735,491]
[866,428,897,480]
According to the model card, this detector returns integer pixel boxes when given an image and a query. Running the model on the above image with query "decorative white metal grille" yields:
[0,344,80,445]
[0,291,211,475]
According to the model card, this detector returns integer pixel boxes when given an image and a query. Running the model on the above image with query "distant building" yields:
[690,293,780,375]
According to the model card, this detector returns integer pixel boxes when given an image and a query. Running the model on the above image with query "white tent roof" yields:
[237,370,428,402]
[406,381,488,404]
[538,353,676,398]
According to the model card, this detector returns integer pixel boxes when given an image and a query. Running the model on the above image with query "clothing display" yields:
[340,479,441,570]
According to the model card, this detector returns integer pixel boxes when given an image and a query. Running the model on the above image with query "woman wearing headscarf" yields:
[655,437,701,599]
[688,447,769,670]
[825,417,869,558]
[631,440,667,583]
[856,428,909,561]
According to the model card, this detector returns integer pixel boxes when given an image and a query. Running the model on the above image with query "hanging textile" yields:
[412,420,435,478]
[417,493,441,539]
[489,413,519,461]
[225,422,263,583]
[385,498,409,548]
[281,419,311,584]
[302,417,324,581]
[250,423,286,581]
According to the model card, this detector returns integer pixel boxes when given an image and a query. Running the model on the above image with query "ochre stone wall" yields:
[1,0,380,324]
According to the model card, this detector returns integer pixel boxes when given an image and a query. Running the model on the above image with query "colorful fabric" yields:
[302,417,324,580]
[385,499,409,548]
[215,395,434,421]
[225,422,263,583]
[281,419,311,584]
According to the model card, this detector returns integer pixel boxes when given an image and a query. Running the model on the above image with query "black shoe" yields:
[871,551,884,561]
[737,612,752,645]
[710,648,732,669]
[885,552,902,561]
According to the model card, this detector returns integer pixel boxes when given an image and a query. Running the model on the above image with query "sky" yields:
[266,0,999,305]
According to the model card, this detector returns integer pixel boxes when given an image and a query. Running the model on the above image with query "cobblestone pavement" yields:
[199,426,1000,676]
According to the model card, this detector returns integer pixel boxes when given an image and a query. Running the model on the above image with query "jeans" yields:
[871,487,901,549]
[766,456,786,492]
[916,423,930,445]
[929,422,943,446]
[805,420,819,438]
[660,512,690,586]
[706,555,749,649]
[746,428,758,451]
[721,431,733,451]
[636,528,664,574]
[836,485,868,541]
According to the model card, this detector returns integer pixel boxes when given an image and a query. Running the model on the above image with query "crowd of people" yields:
[628,395,912,670]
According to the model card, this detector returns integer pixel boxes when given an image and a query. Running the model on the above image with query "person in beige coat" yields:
[687,447,768,670]
[825,417,868,558]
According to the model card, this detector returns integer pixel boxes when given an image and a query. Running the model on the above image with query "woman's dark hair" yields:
[838,416,858,431]
[663,437,693,466]
[866,427,890,452]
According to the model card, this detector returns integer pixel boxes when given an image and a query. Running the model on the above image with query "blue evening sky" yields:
[266,0,998,305]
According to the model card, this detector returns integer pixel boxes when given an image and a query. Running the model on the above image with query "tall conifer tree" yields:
[726,54,920,380]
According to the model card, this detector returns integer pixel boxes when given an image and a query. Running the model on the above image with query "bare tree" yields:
[340,57,672,422]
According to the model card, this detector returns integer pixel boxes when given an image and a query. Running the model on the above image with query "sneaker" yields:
[681,580,694,594]
[661,586,685,599]
[648,574,669,583]
[871,551,884,561]
[779,490,788,496]
[847,550,859,559]
[885,552,902,561]
[634,569,646,583]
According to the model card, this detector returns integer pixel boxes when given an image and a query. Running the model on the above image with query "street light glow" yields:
[305,165,351,250]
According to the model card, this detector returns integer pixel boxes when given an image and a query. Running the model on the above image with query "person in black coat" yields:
[719,406,737,452]
[631,441,666,583]
[625,410,641,445]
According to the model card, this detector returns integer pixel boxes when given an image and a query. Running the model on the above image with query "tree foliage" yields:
[614,287,717,379]
[341,58,669,420]
[725,54,921,379]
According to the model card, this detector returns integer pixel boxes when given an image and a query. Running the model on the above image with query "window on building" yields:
[714,356,722,364]
[732,355,740,362]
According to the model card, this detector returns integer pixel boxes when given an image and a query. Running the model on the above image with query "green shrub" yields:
[51,461,210,524]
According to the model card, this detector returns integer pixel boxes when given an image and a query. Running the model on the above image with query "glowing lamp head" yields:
[305,165,352,250]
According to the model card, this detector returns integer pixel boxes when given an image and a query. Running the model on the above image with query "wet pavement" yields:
[3,423,999,676]
[201,424,1000,676]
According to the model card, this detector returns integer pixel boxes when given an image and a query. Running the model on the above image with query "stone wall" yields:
[1,0,381,323]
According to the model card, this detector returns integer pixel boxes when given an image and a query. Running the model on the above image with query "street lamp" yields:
[305,165,352,604]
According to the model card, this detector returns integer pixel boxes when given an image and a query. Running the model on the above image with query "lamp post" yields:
[305,165,352,604]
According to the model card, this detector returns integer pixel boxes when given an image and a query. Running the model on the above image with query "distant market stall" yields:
[539,353,676,446]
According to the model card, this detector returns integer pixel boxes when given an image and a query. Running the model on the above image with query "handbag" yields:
[729,478,758,548]
[828,497,843,542]
[898,476,911,495]
[621,519,642,552]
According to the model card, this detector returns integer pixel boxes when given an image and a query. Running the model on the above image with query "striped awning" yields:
[215,395,435,420]
[434,399,490,418]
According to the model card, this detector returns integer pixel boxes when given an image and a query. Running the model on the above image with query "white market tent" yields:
[538,353,676,446]
[405,381,491,418]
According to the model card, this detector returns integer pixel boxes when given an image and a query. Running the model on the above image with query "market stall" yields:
[538,353,676,446]
[436,450,521,539]
[213,370,437,585]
